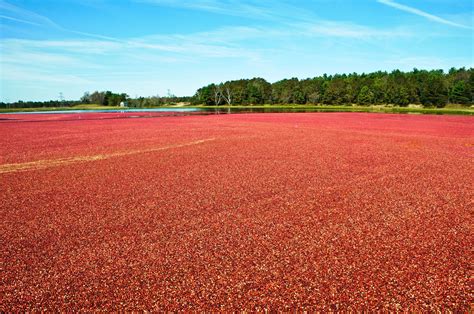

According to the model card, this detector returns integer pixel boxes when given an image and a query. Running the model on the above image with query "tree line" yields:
[0,100,83,109]
[193,67,473,107]
[81,91,192,107]
[0,91,192,109]
[1,67,472,109]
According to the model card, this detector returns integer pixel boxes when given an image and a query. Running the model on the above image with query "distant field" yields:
[1,113,472,311]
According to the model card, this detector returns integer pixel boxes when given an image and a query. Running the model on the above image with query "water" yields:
[2,107,472,116]
[201,107,473,115]
[201,108,362,114]
[1,108,200,115]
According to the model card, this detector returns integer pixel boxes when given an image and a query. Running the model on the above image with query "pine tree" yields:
[357,86,374,105]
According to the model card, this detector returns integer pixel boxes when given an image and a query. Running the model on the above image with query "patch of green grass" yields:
[71,104,122,110]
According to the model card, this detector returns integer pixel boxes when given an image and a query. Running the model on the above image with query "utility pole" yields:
[59,92,64,108]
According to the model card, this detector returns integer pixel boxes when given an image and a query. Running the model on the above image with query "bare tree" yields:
[213,84,223,106]
[222,86,233,106]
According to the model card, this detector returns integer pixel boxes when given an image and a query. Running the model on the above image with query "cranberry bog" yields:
[1,112,472,311]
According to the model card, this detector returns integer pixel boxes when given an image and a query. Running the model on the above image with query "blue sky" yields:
[0,0,472,101]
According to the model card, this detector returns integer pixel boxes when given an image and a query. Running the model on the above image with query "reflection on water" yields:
[201,107,471,115]
[204,107,355,114]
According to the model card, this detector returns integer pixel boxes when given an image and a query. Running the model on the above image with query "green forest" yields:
[1,67,472,109]
[194,67,473,107]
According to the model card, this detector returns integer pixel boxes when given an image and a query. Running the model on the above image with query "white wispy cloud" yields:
[135,1,413,40]
[136,0,266,19]
[0,12,416,84]
[0,0,270,60]
[377,0,471,29]
[0,26,265,88]
[0,33,262,66]
[0,14,41,26]
[0,0,125,42]
[2,39,122,54]
[136,0,313,22]
[0,18,412,96]
[300,21,411,39]
[2,64,92,84]
[0,0,57,27]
